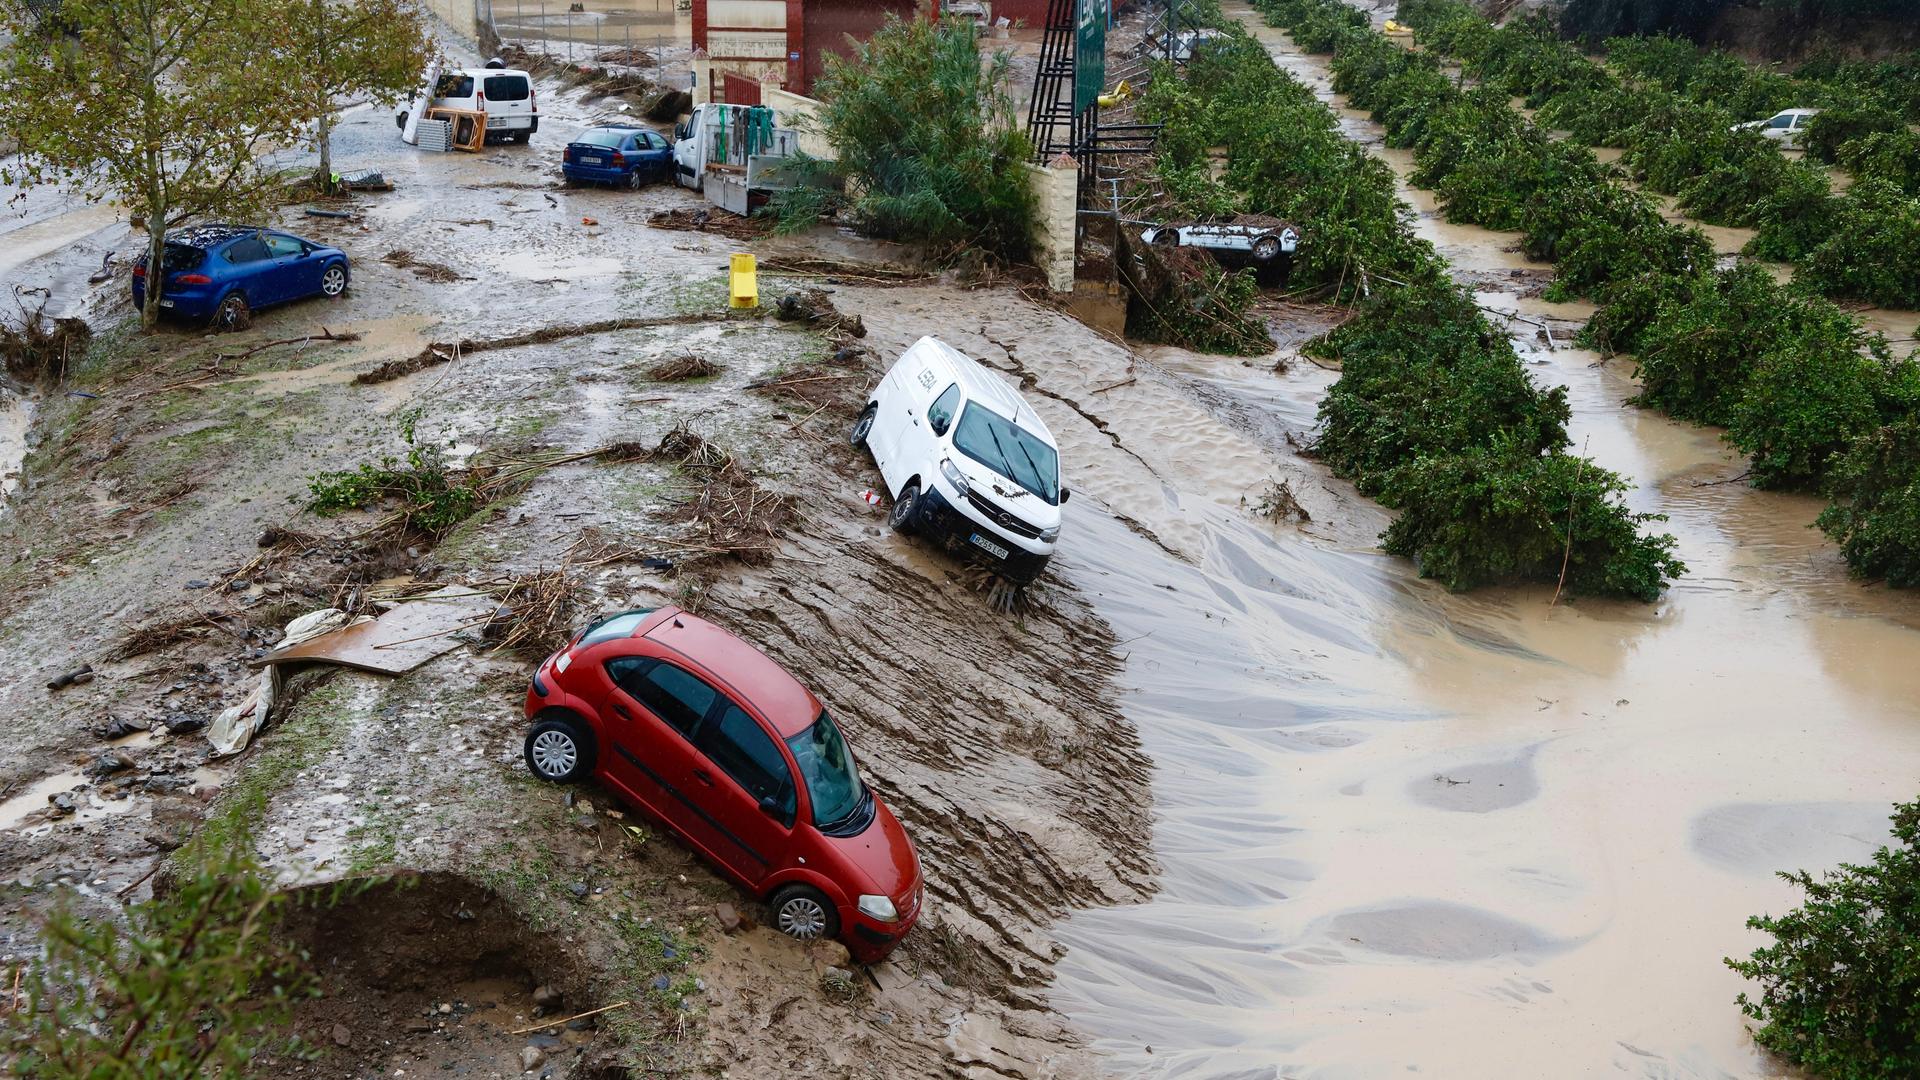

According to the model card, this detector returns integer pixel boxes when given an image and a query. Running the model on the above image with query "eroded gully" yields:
[990,5,1920,1077]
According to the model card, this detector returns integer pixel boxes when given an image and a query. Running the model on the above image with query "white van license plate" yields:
[969,533,1010,560]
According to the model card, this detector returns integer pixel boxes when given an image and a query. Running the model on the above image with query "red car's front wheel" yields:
[525,714,594,782]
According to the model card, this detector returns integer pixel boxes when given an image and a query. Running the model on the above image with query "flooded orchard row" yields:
[1026,5,1920,1078]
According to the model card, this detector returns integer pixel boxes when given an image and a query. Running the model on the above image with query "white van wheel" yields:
[850,404,876,447]
[889,481,921,535]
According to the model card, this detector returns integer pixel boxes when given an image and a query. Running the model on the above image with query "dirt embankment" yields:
[0,81,1160,1078]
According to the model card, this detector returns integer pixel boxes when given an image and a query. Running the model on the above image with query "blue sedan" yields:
[562,125,673,189]
[133,225,350,329]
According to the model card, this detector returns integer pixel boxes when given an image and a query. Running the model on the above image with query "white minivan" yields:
[395,60,540,143]
[852,337,1068,584]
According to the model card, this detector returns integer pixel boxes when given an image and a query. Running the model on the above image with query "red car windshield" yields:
[786,710,865,829]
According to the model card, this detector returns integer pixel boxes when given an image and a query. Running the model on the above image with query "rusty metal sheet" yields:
[258,587,494,675]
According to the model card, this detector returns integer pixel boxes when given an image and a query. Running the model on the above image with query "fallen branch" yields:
[508,1000,632,1035]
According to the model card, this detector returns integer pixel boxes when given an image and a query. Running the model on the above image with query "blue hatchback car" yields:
[562,125,673,189]
[133,225,350,329]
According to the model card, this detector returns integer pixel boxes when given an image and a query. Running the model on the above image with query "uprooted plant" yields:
[304,407,489,537]
[0,300,92,384]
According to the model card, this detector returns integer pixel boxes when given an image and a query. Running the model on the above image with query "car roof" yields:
[642,607,821,739]
[902,336,1058,449]
[166,225,256,249]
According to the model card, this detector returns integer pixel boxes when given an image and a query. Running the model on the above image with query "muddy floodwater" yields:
[1038,6,1920,1077]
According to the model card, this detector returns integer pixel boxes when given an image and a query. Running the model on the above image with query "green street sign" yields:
[1074,0,1108,114]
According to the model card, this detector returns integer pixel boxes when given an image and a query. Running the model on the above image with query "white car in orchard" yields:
[1733,108,1820,149]
[1140,217,1301,263]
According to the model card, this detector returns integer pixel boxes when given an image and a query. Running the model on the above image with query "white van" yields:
[852,337,1068,583]
[395,61,540,143]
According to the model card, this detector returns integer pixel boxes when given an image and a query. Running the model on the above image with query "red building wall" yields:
[989,0,1049,27]
[801,0,921,93]
[693,0,934,97]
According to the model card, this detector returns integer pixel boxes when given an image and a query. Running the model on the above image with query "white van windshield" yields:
[953,402,1059,504]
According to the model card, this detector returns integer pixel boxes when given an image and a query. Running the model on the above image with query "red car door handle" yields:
[692,768,714,786]
[611,702,630,718]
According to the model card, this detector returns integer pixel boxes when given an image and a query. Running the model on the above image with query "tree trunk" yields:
[141,178,166,331]
[317,110,334,193]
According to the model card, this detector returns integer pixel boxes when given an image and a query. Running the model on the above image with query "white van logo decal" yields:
[916,369,937,391]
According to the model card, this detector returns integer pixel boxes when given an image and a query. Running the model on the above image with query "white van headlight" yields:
[857,894,899,922]
[938,458,970,496]
[1039,525,1060,543]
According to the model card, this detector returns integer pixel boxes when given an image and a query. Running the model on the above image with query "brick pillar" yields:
[1026,153,1079,293]
[786,0,804,91]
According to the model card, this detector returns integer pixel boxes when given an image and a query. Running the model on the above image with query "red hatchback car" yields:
[522,607,923,962]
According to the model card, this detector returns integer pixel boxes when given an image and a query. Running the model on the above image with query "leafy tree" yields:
[1727,798,1920,1079]
[809,15,1035,261]
[1801,179,1920,309]
[1727,315,1891,489]
[1378,439,1684,600]
[287,0,435,191]
[1818,415,1920,586]
[1310,282,1569,489]
[5,832,321,1076]
[0,0,309,328]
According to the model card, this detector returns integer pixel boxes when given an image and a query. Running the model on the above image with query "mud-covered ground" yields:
[0,56,1222,1078]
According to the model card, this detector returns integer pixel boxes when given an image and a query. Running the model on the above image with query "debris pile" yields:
[659,425,794,566]
[382,250,468,283]
[1117,228,1272,357]
[1,303,92,383]
[646,208,769,241]
[479,570,584,658]
[645,352,719,381]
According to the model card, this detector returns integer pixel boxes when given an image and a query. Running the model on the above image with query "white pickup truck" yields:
[671,102,806,216]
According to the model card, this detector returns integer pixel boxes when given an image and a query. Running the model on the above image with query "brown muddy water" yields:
[1033,6,1920,1078]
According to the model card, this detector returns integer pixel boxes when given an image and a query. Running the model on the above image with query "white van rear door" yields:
[481,72,533,128]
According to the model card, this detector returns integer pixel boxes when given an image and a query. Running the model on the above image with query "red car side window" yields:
[608,657,716,737]
[697,705,796,824]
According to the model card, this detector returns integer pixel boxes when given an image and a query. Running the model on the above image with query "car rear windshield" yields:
[484,75,530,101]
[577,129,629,148]
[577,609,655,647]
[161,243,206,272]
[786,710,865,828]
[953,402,1060,504]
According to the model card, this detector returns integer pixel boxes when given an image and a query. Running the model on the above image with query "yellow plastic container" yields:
[729,252,758,309]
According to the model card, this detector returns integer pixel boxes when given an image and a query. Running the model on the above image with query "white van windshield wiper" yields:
[984,424,1024,492]
[1010,436,1052,500]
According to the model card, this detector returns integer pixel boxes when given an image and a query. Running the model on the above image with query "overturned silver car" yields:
[1139,216,1300,262]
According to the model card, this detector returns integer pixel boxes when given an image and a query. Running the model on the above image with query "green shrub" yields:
[1835,128,1920,198]
[1818,414,1920,586]
[1627,264,1790,425]
[1799,102,1907,164]
[810,16,1035,260]
[1746,163,1840,262]
[1800,178,1920,309]
[1125,259,1271,356]
[1309,283,1570,490]
[1154,160,1243,219]
[6,832,324,1076]
[1727,316,1893,489]
[1377,440,1685,600]
[1726,798,1920,1079]
[1578,270,1697,356]
[1535,85,1660,145]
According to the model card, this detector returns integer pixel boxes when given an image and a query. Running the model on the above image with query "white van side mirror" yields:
[1060,487,1071,504]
